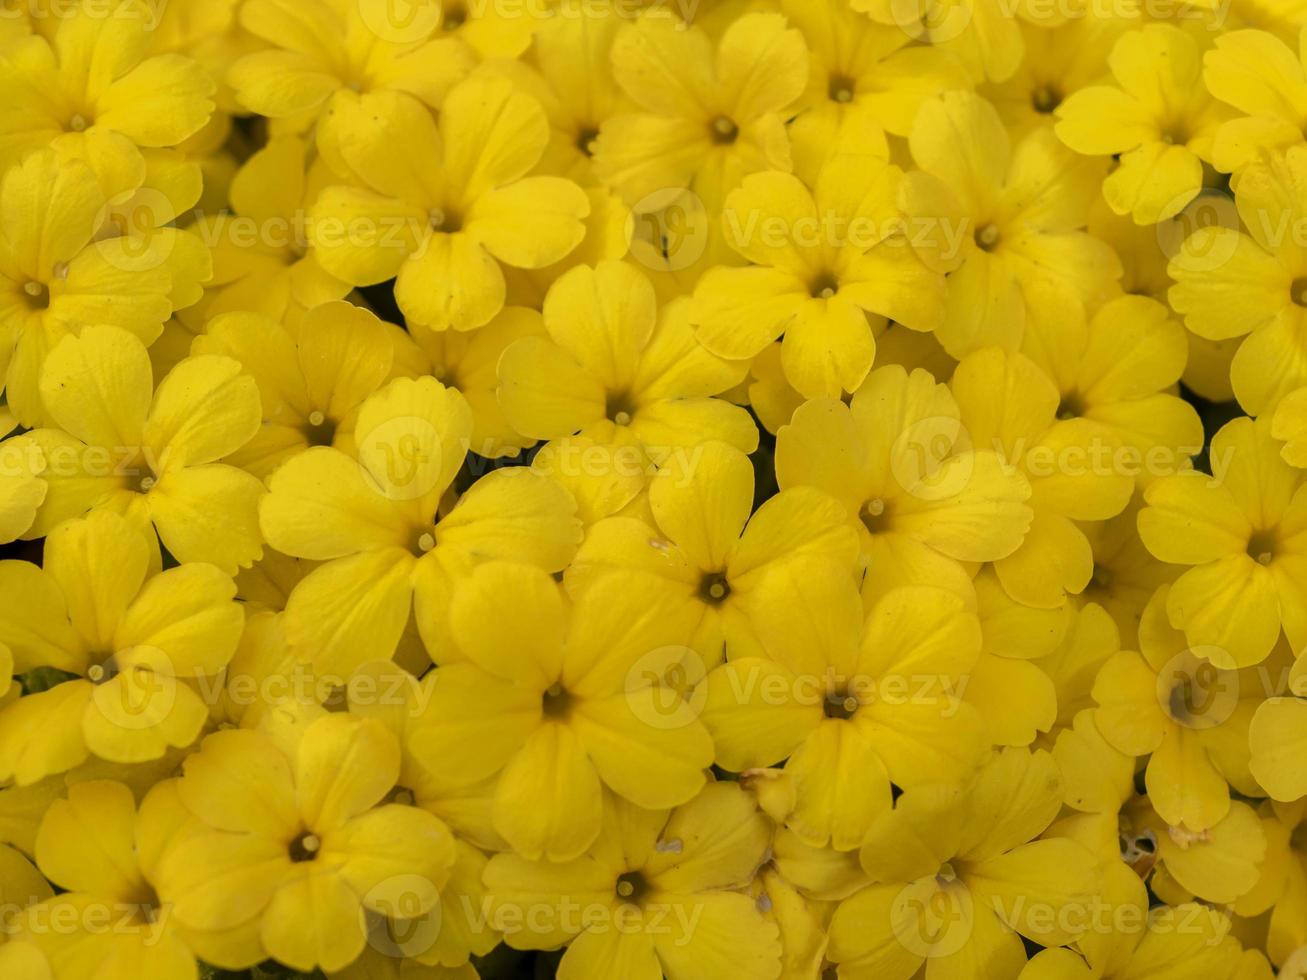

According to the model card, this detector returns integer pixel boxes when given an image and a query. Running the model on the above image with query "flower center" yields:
[124,884,161,926]
[288,831,321,863]
[810,273,839,300]
[1247,528,1277,565]
[21,280,49,310]
[386,785,417,806]
[1090,563,1114,589]
[303,410,337,447]
[1031,84,1061,114]
[709,115,739,145]
[67,112,91,133]
[606,390,636,426]
[860,497,890,534]
[575,126,599,157]
[441,3,467,29]
[1118,827,1158,871]
[698,571,731,605]
[409,526,437,556]
[1167,675,1203,724]
[1056,391,1086,420]
[823,684,860,720]
[542,682,573,719]
[974,223,1001,252]
[1291,276,1307,308]
[85,654,119,685]
[429,207,462,234]
[1160,124,1189,146]
[122,451,157,494]
[615,870,651,905]
[828,74,856,104]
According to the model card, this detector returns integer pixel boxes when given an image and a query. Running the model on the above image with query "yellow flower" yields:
[1120,795,1266,906]
[594,10,808,209]
[484,783,781,979]
[11,780,204,979]
[951,346,1136,608]
[983,17,1136,143]
[498,260,756,457]
[0,839,52,934]
[751,863,835,980]
[1036,602,1121,742]
[229,0,473,127]
[776,363,1032,605]
[1169,146,1307,416]
[784,0,971,140]
[258,375,580,673]
[407,305,543,460]
[310,79,589,330]
[410,561,713,861]
[0,437,45,544]
[1079,500,1180,647]
[1031,795,1243,978]
[0,150,174,428]
[1052,707,1135,819]
[13,325,266,571]
[1270,384,1307,466]
[1138,415,1307,668]
[189,135,351,325]
[1055,24,1232,224]
[1019,902,1242,979]
[966,570,1067,747]
[904,91,1119,357]
[327,949,480,980]
[425,0,547,59]
[342,662,499,968]
[479,0,631,185]
[690,155,946,399]
[1093,585,1271,832]
[529,433,654,529]
[827,748,1102,980]
[157,715,457,973]
[568,440,859,665]
[1205,28,1307,174]
[1249,653,1307,801]
[1227,803,1307,965]
[702,565,986,850]
[0,0,215,174]
[850,0,1026,83]
[0,510,243,784]
[1085,195,1174,306]
[1020,294,1202,486]
[193,302,401,479]
[0,942,51,979]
